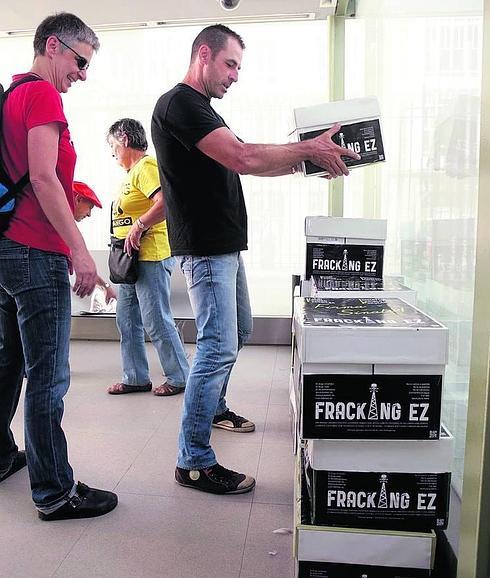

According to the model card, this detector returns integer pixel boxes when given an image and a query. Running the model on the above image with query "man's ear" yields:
[45,35,59,58]
[198,44,212,65]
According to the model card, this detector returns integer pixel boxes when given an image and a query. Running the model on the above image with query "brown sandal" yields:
[153,383,185,397]
[107,382,152,395]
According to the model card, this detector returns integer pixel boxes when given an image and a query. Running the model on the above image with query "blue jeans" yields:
[116,257,189,387]
[0,237,75,511]
[177,252,253,469]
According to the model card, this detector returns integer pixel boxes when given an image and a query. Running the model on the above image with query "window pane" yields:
[344,8,483,494]
[0,21,330,316]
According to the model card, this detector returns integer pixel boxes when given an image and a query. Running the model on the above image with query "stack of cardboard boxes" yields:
[290,217,453,577]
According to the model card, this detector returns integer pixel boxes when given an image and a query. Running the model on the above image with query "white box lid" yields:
[306,425,453,472]
[296,526,435,568]
[293,97,381,131]
[305,216,387,240]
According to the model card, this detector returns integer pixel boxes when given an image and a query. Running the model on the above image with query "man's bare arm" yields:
[28,123,97,297]
[196,123,359,177]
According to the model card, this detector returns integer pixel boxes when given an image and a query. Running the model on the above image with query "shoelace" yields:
[206,464,241,487]
[220,410,246,426]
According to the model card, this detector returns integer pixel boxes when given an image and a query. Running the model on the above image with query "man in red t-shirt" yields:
[0,13,117,521]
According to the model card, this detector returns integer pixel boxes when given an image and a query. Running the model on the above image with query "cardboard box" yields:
[293,298,448,366]
[290,98,385,177]
[311,276,417,306]
[303,429,452,532]
[304,217,386,279]
[295,456,436,575]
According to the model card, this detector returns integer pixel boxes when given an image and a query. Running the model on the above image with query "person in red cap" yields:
[73,180,102,222]
[73,181,116,302]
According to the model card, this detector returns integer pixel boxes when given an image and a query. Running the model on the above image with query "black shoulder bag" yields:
[108,202,139,284]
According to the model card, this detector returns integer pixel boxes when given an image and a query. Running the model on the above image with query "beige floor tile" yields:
[3,342,294,578]
[54,493,250,578]
[240,503,294,578]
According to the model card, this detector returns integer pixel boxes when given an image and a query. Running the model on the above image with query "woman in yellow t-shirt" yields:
[106,118,189,396]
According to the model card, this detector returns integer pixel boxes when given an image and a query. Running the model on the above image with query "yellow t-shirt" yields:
[112,156,170,261]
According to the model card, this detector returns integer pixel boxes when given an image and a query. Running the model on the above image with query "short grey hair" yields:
[33,12,100,56]
[107,118,148,152]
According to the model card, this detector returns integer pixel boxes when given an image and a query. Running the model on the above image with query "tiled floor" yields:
[0,342,295,578]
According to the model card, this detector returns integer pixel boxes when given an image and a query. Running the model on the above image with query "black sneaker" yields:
[0,450,27,483]
[212,410,255,433]
[175,463,256,495]
[38,482,118,521]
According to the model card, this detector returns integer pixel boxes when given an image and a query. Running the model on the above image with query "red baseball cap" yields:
[73,181,102,209]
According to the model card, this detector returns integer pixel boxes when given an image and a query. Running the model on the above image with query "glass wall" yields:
[0,20,331,316]
[343,2,483,493]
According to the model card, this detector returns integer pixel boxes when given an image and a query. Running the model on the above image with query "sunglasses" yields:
[56,36,89,71]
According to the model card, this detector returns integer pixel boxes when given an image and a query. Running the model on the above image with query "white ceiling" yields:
[0,1,337,33]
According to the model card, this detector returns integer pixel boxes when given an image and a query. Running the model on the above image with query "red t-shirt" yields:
[1,73,77,256]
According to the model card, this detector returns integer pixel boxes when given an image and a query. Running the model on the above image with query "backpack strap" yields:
[0,75,42,207]
[0,74,42,134]
[0,171,30,209]
[2,74,42,96]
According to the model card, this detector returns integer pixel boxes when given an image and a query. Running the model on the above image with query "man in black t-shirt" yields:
[151,24,359,496]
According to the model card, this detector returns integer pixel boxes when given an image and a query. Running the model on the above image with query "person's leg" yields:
[177,254,241,470]
[0,267,26,481]
[215,253,253,416]
[0,242,74,509]
[114,282,151,388]
[136,258,189,390]
[17,248,75,510]
[175,253,255,494]
[0,238,117,518]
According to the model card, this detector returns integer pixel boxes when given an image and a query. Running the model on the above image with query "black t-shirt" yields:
[151,83,248,256]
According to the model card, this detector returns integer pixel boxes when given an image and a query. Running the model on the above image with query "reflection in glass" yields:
[344,10,483,493]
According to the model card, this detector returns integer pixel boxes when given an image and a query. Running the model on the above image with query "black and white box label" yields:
[302,374,442,439]
[298,561,431,578]
[306,244,384,279]
[307,469,450,532]
[300,119,385,175]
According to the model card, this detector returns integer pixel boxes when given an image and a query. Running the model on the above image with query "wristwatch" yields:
[136,218,146,230]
